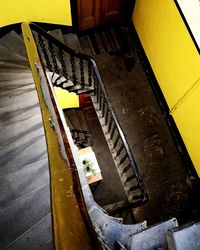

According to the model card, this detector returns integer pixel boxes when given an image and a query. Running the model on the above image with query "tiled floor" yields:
[79,26,200,226]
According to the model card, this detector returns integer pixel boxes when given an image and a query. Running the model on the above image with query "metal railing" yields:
[29,23,148,208]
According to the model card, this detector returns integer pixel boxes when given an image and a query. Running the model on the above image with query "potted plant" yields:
[82,159,96,176]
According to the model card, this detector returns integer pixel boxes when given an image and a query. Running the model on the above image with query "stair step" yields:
[0,115,44,150]
[128,218,178,250]
[0,100,41,127]
[167,221,200,250]
[0,81,38,107]
[0,44,29,67]
[0,31,28,59]
[0,71,32,82]
[0,61,28,70]
[63,33,83,52]
[0,133,47,176]
[0,158,49,207]
[0,184,51,249]
[6,214,53,250]
[48,29,64,42]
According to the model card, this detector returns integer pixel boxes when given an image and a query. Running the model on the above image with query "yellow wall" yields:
[0,0,72,27]
[133,0,200,176]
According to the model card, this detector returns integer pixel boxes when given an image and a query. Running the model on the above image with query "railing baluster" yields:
[113,134,120,149]
[105,106,109,125]
[110,124,116,139]
[88,61,93,87]
[70,54,77,85]
[79,58,85,88]
[58,48,68,80]
[102,98,106,118]
[48,41,59,74]
[38,34,53,71]
[116,144,124,157]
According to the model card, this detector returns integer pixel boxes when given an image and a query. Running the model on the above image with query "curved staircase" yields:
[1,25,200,250]
[0,30,53,249]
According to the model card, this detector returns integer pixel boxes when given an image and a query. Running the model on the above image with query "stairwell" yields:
[0,31,53,249]
[1,24,200,250]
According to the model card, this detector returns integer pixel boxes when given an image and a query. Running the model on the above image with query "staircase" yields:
[0,31,53,249]
[1,24,200,250]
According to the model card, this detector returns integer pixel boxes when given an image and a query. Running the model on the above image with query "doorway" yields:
[76,0,132,31]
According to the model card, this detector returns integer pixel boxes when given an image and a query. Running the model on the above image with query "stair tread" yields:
[0,100,41,126]
[0,71,32,82]
[6,214,53,250]
[0,81,38,107]
[48,29,64,42]
[0,158,49,207]
[0,44,29,67]
[0,184,52,249]
[0,117,44,152]
[63,33,83,52]
[167,221,200,250]
[0,31,28,59]
[128,218,178,250]
[0,61,28,70]
[0,134,47,176]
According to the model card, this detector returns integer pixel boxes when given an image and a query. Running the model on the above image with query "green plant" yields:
[82,159,96,175]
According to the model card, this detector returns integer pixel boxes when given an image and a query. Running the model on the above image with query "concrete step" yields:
[0,44,29,67]
[127,218,178,250]
[63,33,83,52]
[0,158,48,207]
[0,184,52,249]
[0,133,47,176]
[0,31,28,59]
[6,214,54,250]
[167,221,200,250]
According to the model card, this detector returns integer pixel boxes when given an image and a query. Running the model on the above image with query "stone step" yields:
[0,114,44,150]
[167,221,200,250]
[0,158,48,207]
[6,213,53,250]
[0,31,28,59]
[63,33,83,52]
[0,61,28,70]
[0,133,47,176]
[0,184,52,249]
[48,29,64,42]
[0,44,29,67]
[0,99,41,127]
[0,81,38,108]
[0,71,32,82]
[127,218,178,250]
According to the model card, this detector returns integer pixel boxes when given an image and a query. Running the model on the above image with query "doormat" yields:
[79,27,134,56]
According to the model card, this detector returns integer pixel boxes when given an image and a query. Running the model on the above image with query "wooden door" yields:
[101,0,128,24]
[77,0,130,30]
[77,0,101,30]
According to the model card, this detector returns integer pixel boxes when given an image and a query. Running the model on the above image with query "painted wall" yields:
[0,0,72,27]
[133,0,200,176]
